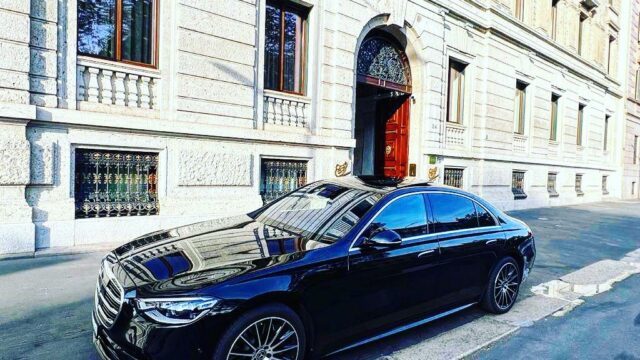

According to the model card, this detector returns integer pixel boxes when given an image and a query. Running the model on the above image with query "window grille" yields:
[548,173,558,197]
[74,149,159,218]
[260,159,308,204]
[443,167,464,188]
[602,175,608,195]
[575,174,584,196]
[512,171,527,200]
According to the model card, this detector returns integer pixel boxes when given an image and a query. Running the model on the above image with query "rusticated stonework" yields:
[0,139,30,185]
[30,142,56,185]
[178,151,252,186]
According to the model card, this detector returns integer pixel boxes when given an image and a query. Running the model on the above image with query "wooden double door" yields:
[377,95,411,178]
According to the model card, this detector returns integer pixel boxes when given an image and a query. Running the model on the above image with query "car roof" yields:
[321,176,471,195]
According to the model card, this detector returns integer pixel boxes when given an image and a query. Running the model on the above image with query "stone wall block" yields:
[30,142,56,185]
[0,139,30,185]
[178,151,253,186]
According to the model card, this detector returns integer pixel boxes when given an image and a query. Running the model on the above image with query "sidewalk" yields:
[0,201,639,360]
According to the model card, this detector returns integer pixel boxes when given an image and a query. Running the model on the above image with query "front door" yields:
[382,96,410,177]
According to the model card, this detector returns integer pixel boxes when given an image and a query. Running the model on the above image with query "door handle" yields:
[485,240,498,245]
[418,249,436,258]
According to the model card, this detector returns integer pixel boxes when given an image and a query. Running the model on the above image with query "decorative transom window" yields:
[264,0,309,94]
[512,171,527,200]
[75,149,159,218]
[260,159,308,204]
[77,0,158,67]
[575,174,584,196]
[443,167,464,188]
[548,172,559,197]
[357,35,412,92]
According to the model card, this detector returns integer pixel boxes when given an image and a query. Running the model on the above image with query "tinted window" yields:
[370,194,428,238]
[475,203,497,227]
[429,193,477,233]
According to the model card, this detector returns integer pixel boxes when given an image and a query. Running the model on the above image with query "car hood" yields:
[111,214,330,293]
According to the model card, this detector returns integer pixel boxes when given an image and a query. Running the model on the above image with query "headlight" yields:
[134,297,220,325]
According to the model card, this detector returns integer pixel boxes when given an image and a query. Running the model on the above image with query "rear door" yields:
[427,193,505,309]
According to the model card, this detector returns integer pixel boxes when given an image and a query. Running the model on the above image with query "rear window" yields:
[429,193,478,233]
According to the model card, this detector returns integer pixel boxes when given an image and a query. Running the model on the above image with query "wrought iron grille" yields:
[512,171,527,200]
[547,173,558,197]
[357,36,410,86]
[575,174,584,196]
[75,149,159,218]
[260,159,308,204]
[602,175,608,195]
[443,168,464,188]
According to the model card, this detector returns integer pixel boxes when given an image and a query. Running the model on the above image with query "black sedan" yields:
[92,176,535,360]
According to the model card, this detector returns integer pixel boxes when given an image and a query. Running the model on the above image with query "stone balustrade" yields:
[77,58,159,110]
[445,123,465,146]
[513,134,528,153]
[263,92,310,127]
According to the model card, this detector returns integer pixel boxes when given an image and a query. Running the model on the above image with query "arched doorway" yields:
[354,30,412,177]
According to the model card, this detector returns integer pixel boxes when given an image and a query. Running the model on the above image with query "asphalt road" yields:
[0,201,638,360]
[473,274,640,360]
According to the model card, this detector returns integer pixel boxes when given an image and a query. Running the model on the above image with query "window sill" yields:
[264,89,311,103]
[513,193,528,200]
[78,55,161,77]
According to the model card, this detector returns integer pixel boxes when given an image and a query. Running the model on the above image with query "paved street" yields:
[473,273,640,360]
[0,201,639,360]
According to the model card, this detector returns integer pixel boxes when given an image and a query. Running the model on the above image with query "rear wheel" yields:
[214,303,306,360]
[481,257,521,314]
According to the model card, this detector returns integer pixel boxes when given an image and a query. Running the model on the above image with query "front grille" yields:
[94,253,124,328]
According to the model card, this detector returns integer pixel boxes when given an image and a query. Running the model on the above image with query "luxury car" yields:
[92,176,536,360]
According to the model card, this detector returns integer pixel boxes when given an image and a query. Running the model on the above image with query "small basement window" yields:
[74,149,159,218]
[512,170,527,200]
[260,159,308,204]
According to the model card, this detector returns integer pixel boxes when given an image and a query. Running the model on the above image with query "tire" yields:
[213,303,307,360]
[481,256,521,314]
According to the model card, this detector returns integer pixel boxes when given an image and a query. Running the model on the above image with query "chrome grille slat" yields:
[94,253,124,328]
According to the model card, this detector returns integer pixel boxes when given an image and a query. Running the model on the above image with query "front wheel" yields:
[213,303,306,360]
[481,257,521,314]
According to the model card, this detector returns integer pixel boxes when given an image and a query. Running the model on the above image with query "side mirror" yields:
[363,229,402,248]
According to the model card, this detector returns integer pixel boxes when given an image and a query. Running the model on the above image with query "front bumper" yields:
[92,303,233,360]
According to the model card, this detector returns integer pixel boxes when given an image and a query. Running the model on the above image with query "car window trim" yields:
[426,192,500,233]
[349,191,431,252]
[349,190,501,252]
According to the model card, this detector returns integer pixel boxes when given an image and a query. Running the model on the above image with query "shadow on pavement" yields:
[0,297,95,360]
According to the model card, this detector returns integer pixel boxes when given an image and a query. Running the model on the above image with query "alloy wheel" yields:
[226,316,300,360]
[493,262,519,310]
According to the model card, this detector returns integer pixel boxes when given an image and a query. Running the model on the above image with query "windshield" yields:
[254,182,384,244]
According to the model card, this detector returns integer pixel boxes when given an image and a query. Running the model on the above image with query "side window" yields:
[474,203,497,227]
[429,193,477,233]
[370,194,428,238]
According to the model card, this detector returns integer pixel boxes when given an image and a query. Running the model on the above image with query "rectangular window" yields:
[447,59,467,124]
[77,0,157,66]
[602,175,608,195]
[633,182,637,195]
[578,13,588,55]
[607,35,616,75]
[636,68,640,100]
[514,81,528,135]
[264,1,308,94]
[548,172,559,197]
[603,115,609,151]
[260,159,308,203]
[575,174,584,196]
[634,135,639,165]
[551,0,559,40]
[550,94,560,141]
[512,171,527,200]
[577,104,585,146]
[443,167,464,188]
[74,149,159,218]
[515,0,525,20]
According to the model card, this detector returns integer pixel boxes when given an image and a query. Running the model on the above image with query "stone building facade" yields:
[624,0,640,199]
[0,0,636,255]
